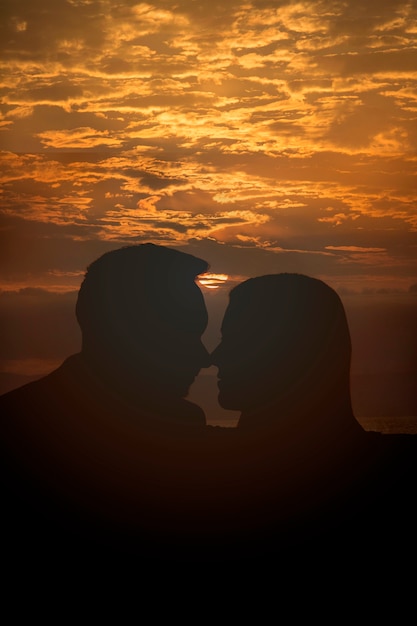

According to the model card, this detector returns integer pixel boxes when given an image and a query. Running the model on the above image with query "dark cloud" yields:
[0,0,107,60]
[317,49,417,77]
[0,214,114,280]
[17,81,85,103]
[329,0,415,36]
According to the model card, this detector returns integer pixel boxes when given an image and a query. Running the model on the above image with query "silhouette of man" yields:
[210,274,417,557]
[1,244,212,561]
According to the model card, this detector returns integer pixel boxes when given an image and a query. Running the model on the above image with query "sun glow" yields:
[198,273,229,290]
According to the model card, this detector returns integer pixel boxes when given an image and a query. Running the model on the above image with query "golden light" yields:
[198,273,229,290]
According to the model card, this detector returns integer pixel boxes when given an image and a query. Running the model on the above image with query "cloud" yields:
[1,0,415,402]
[325,246,387,252]
[0,0,416,298]
[37,127,125,149]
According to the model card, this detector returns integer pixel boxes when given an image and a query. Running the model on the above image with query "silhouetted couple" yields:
[1,243,416,564]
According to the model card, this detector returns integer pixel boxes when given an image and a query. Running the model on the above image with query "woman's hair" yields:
[228,273,354,422]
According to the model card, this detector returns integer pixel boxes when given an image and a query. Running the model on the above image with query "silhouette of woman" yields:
[210,274,394,547]
[211,273,361,439]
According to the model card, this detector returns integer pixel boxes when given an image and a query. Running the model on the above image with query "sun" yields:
[197,273,229,290]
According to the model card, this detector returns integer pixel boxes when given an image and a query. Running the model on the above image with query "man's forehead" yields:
[145,280,208,331]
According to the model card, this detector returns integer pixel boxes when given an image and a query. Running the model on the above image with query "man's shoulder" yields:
[0,374,51,406]
[0,356,82,416]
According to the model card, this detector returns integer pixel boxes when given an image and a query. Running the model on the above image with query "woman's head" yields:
[211,274,353,421]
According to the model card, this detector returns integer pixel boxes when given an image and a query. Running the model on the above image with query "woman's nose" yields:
[210,343,222,367]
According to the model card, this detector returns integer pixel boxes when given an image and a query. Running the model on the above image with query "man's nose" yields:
[198,341,211,368]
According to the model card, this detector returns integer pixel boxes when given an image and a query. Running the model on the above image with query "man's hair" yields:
[76,244,208,337]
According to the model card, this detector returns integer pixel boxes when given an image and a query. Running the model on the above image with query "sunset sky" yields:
[1,0,416,417]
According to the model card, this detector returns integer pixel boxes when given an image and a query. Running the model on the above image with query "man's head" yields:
[76,244,210,398]
[211,274,352,418]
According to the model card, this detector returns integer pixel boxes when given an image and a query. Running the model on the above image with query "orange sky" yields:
[1,0,416,294]
[0,0,416,416]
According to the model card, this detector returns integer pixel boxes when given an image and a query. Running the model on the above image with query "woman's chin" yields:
[217,388,242,411]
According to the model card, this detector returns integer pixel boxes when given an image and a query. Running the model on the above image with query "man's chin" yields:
[165,379,194,399]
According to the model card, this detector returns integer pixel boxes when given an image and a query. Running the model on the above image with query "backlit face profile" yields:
[76,243,210,399]
[144,279,210,397]
[211,274,353,419]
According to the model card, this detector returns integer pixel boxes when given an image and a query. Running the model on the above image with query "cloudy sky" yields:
[1,0,416,417]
